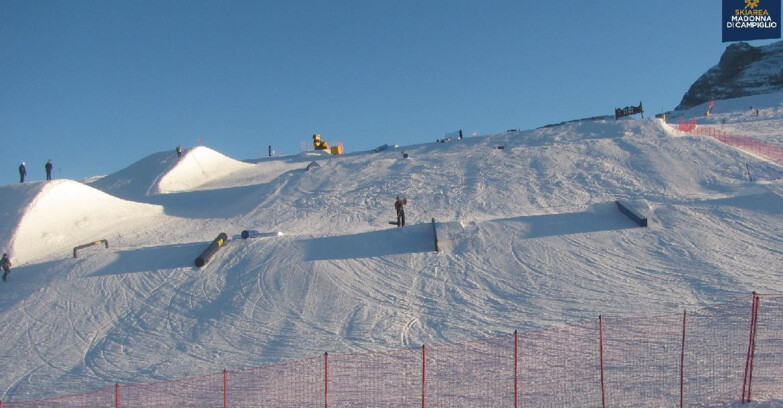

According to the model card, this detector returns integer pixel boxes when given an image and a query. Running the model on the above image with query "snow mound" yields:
[90,146,310,199]
[9,180,164,264]
[88,151,180,200]
[155,146,255,193]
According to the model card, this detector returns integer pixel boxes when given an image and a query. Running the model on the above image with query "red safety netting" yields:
[6,293,783,407]
[328,347,420,407]
[227,356,324,408]
[676,121,783,166]
[2,386,113,407]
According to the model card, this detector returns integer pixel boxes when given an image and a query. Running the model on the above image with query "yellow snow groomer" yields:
[313,134,329,150]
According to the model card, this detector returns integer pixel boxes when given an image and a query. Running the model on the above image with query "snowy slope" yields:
[1,94,783,403]
[0,180,166,264]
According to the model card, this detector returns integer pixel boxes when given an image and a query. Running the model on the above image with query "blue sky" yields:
[0,0,778,185]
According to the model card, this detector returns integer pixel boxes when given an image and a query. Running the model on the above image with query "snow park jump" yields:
[195,233,228,267]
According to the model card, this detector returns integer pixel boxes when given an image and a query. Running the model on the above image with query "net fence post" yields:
[422,344,426,408]
[324,352,329,408]
[749,294,761,402]
[599,315,606,408]
[743,292,760,403]
[514,330,519,408]
[115,383,120,408]
[223,369,228,408]
[680,310,687,408]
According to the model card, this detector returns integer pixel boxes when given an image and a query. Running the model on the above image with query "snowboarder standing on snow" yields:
[1,253,11,282]
[176,145,183,158]
[45,159,53,181]
[395,196,407,227]
[18,162,26,183]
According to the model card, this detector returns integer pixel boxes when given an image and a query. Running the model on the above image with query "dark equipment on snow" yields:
[372,144,389,153]
[73,239,109,258]
[241,230,261,239]
[615,102,644,120]
[615,201,648,227]
[195,233,228,267]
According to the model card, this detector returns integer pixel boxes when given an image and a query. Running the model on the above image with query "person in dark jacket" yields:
[18,162,26,183]
[176,145,183,158]
[394,196,407,227]
[45,159,53,180]
[1,253,11,282]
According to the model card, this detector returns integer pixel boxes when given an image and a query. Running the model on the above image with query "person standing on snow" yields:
[394,196,407,227]
[18,162,26,183]
[45,159,53,180]
[1,253,11,282]
[176,145,183,158]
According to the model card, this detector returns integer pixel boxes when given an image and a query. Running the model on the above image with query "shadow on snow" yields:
[300,223,435,261]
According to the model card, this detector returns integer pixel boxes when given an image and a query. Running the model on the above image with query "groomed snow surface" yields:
[1,94,783,406]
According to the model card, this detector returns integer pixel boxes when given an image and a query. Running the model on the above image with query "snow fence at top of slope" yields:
[9,179,164,265]
[155,146,255,194]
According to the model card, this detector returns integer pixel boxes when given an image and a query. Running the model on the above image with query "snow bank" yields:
[10,180,163,264]
[155,146,255,193]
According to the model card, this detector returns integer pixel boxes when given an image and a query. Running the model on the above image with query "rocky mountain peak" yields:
[676,41,783,110]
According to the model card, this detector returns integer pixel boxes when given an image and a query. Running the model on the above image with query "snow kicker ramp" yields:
[4,180,163,264]
[89,146,268,198]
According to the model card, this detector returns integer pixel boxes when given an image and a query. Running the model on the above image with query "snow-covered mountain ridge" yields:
[677,41,783,110]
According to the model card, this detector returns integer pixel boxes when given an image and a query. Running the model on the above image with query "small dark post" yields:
[325,352,329,408]
[743,292,760,403]
[432,218,439,252]
[422,344,426,408]
[223,369,228,408]
[680,310,687,408]
[269,145,272,157]
[599,315,606,408]
[514,330,519,408]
